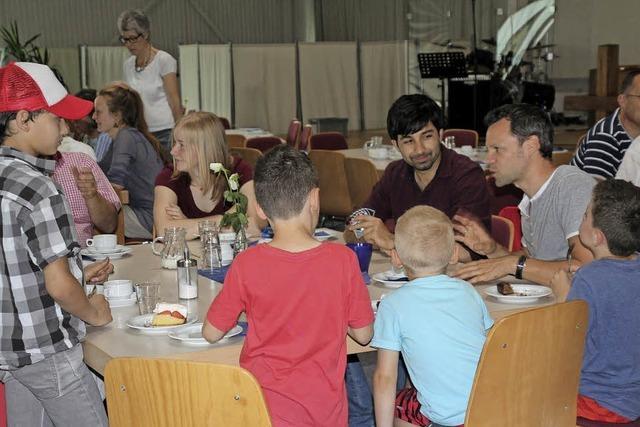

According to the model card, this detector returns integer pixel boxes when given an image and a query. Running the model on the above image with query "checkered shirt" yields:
[0,147,86,370]
[52,152,121,247]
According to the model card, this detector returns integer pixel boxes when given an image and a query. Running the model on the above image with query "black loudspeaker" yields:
[447,78,517,135]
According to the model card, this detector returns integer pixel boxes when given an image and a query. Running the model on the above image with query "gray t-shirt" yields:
[519,165,596,260]
[105,127,164,232]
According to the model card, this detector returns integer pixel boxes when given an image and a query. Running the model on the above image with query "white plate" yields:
[485,284,553,304]
[168,323,243,345]
[81,246,132,260]
[126,313,197,334]
[107,293,137,308]
[86,245,127,254]
[372,270,409,288]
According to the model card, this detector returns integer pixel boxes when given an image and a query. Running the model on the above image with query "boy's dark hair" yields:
[387,94,443,141]
[254,145,319,220]
[620,69,640,93]
[591,179,640,256]
[0,110,44,145]
[485,103,554,159]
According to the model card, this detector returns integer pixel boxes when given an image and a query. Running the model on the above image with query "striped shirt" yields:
[571,109,632,178]
[0,147,85,369]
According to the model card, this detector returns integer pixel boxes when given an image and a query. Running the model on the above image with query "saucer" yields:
[107,293,137,308]
[81,246,132,260]
[86,245,127,254]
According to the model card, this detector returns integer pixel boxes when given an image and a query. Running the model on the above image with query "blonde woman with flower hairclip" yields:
[153,111,263,239]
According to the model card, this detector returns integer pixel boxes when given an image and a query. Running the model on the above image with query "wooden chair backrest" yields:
[490,215,515,252]
[105,358,272,427]
[230,147,263,170]
[115,189,129,245]
[226,134,247,149]
[286,119,301,147]
[465,300,588,427]
[345,157,379,208]
[552,150,575,167]
[308,150,354,217]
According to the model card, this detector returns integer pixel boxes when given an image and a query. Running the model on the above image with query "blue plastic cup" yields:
[346,242,373,284]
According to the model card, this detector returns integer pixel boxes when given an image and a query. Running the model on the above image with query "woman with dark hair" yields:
[117,9,182,152]
[94,82,167,239]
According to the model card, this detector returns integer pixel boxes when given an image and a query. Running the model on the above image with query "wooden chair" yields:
[345,157,379,209]
[246,137,282,153]
[226,134,246,149]
[552,149,575,167]
[309,132,348,151]
[116,189,129,245]
[308,150,354,219]
[491,215,515,252]
[230,147,263,170]
[105,358,272,427]
[218,117,231,130]
[443,128,479,147]
[464,301,588,427]
[285,119,301,148]
[498,206,522,252]
[299,124,312,152]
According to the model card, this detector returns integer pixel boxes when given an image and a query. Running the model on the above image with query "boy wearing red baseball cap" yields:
[0,62,112,426]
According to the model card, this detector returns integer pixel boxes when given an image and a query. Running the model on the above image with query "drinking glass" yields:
[135,281,160,315]
[346,242,373,284]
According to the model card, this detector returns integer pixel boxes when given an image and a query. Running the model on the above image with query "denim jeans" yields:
[0,344,107,427]
[345,356,374,427]
[152,128,173,157]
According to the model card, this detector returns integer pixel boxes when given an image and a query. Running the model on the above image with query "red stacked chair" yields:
[246,136,282,153]
[309,132,348,151]
[286,119,301,147]
[443,128,479,147]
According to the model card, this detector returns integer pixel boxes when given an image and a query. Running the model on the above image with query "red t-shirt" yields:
[207,242,374,427]
[154,157,253,218]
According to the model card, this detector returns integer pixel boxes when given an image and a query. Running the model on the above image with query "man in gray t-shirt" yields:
[454,104,596,285]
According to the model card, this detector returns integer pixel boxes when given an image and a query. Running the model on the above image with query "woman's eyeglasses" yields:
[119,34,143,45]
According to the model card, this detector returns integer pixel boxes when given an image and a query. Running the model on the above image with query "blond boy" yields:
[372,206,493,427]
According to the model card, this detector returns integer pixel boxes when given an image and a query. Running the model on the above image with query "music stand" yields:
[417,52,468,119]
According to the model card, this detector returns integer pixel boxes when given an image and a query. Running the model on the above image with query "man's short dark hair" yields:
[254,145,319,220]
[387,94,443,141]
[620,69,640,93]
[485,103,554,159]
[591,179,640,256]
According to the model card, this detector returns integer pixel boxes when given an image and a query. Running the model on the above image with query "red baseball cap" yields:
[0,62,93,120]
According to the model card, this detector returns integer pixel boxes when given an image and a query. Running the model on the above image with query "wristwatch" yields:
[515,255,527,280]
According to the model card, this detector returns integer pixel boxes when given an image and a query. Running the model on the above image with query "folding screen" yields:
[233,44,297,135]
[360,41,408,130]
[84,46,130,90]
[178,45,201,112]
[298,42,360,131]
[198,44,232,123]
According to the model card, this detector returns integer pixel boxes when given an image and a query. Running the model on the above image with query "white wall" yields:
[550,0,640,80]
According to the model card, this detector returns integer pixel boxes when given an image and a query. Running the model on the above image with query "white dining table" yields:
[82,235,556,375]
[225,128,274,139]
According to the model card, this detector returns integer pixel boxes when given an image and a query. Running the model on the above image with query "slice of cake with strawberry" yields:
[152,303,188,326]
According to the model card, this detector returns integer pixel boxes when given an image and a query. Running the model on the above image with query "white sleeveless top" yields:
[123,50,177,132]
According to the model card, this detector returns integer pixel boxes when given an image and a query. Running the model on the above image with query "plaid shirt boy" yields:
[0,146,85,370]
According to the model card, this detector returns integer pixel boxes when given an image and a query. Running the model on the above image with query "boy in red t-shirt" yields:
[203,145,374,426]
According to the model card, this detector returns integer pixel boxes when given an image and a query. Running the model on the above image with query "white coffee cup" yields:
[103,279,133,299]
[86,234,117,251]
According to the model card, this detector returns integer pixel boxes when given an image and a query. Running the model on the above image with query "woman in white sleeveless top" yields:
[117,9,183,153]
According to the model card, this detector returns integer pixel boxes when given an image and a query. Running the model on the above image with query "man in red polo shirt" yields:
[351,94,490,252]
